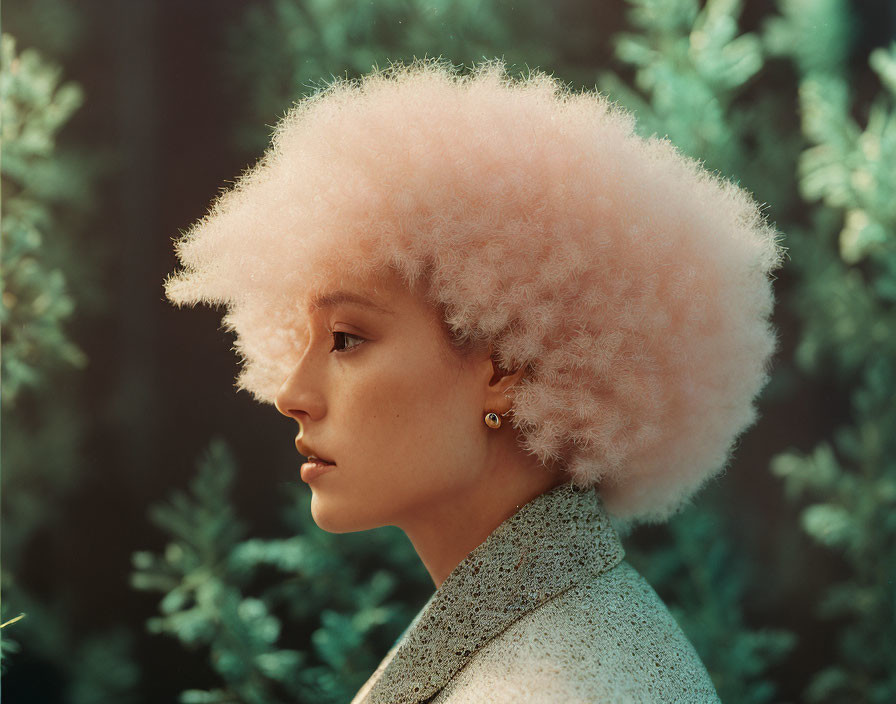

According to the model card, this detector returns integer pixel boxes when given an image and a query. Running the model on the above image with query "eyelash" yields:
[329,330,366,354]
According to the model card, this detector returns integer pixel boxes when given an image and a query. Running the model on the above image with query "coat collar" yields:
[357,482,626,704]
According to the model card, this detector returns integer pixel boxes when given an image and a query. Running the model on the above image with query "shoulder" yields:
[432,561,720,704]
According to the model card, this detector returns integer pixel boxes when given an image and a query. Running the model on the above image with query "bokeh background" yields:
[2,1,895,702]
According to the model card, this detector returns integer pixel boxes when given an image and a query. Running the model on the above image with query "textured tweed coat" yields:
[350,482,720,703]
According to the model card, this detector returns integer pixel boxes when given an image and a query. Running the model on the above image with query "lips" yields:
[295,436,335,465]
[300,456,337,483]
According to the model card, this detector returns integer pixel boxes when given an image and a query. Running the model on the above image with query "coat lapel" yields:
[353,482,626,704]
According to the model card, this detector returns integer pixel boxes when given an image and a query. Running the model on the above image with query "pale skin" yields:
[274,266,568,588]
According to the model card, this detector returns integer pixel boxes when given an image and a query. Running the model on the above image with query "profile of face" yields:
[274,267,532,535]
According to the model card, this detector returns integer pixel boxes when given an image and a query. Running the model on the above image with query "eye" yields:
[330,330,366,353]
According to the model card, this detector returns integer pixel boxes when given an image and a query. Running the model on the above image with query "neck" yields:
[399,451,568,588]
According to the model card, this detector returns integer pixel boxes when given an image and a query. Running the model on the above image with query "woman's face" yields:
[274,267,501,533]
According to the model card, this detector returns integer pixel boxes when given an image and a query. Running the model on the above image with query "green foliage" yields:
[132,438,431,704]
[765,3,896,701]
[798,45,896,267]
[224,0,564,152]
[0,37,86,678]
[763,0,853,78]
[598,0,800,214]
[770,355,896,702]
[1,33,86,404]
[0,32,138,702]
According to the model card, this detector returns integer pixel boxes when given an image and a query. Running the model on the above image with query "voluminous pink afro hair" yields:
[165,58,785,526]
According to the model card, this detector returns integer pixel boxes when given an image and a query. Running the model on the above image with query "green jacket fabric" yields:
[351,482,720,703]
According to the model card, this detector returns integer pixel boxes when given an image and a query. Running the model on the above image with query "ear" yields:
[482,349,526,416]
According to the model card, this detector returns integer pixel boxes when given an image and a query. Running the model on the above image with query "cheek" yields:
[346,348,484,468]
[397,362,485,471]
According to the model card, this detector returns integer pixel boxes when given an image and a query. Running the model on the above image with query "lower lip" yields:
[300,460,336,483]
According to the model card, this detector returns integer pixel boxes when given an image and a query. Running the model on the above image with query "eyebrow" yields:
[308,290,394,315]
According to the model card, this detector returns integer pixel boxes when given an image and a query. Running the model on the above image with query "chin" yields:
[309,491,382,534]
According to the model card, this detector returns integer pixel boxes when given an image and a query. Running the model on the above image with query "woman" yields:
[165,59,784,702]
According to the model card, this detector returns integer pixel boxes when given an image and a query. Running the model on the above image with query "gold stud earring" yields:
[484,412,502,429]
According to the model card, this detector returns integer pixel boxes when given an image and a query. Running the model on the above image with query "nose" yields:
[273,387,296,419]
[274,356,325,423]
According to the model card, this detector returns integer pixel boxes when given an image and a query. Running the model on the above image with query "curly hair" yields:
[164,59,785,525]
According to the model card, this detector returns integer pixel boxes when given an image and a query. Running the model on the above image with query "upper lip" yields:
[295,438,335,464]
